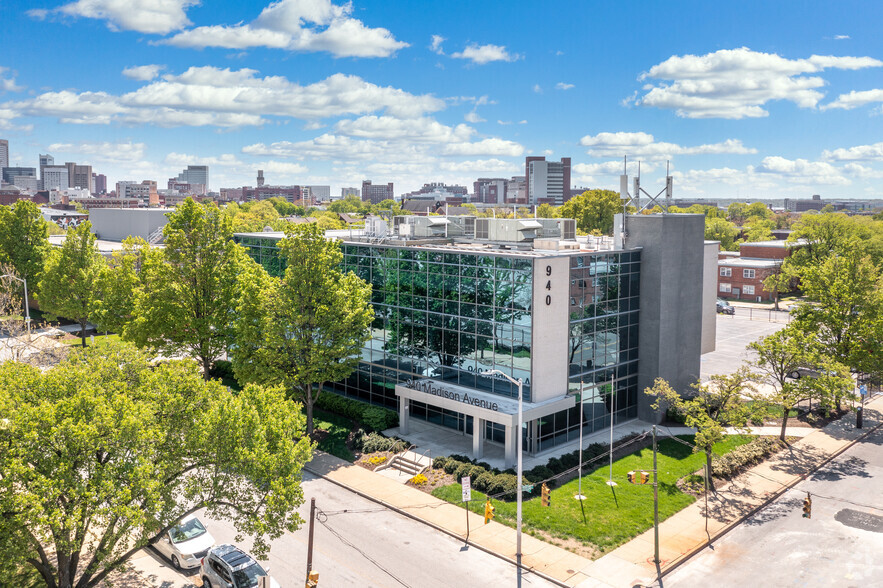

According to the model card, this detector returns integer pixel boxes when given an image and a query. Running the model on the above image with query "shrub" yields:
[711,437,784,478]
[433,456,448,470]
[208,360,236,382]
[366,455,387,466]
[448,454,474,464]
[525,465,554,485]
[545,457,563,475]
[410,474,428,486]
[315,393,398,430]
[453,462,474,482]
[467,464,486,480]
[559,451,579,469]
[360,432,408,454]
[443,459,461,475]
[474,471,495,493]
[488,473,518,500]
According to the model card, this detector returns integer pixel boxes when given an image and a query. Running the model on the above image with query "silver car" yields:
[153,515,215,570]
[200,544,280,588]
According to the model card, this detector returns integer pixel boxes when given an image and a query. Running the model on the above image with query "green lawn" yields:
[62,333,121,346]
[432,434,752,553]
[311,408,356,462]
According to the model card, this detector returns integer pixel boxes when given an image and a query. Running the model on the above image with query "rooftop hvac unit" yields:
[475,218,489,240]
[561,219,576,240]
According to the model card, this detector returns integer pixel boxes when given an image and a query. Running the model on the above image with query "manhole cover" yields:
[834,508,883,533]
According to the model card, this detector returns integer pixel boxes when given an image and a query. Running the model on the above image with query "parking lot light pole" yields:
[0,274,31,337]
[481,369,523,588]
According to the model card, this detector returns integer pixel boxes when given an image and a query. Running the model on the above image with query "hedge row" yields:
[314,393,398,431]
[711,436,785,478]
[432,441,612,501]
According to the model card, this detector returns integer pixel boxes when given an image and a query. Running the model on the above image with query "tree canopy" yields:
[0,200,51,298]
[128,198,253,377]
[38,222,105,347]
[231,223,374,435]
[558,189,625,235]
[0,341,312,587]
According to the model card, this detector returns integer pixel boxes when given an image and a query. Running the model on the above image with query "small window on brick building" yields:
[720,267,732,277]
[743,269,756,279]
[744,285,755,295]
[720,283,731,293]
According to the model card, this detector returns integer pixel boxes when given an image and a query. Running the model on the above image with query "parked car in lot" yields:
[716,299,735,315]
[154,515,216,570]
[201,544,280,588]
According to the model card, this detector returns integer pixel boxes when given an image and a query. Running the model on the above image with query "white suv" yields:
[153,514,215,570]
[200,544,280,588]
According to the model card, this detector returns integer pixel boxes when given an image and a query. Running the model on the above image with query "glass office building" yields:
[235,227,640,466]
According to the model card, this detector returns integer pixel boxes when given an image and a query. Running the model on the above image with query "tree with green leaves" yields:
[741,218,775,243]
[790,251,882,371]
[749,326,854,440]
[128,198,252,378]
[231,223,374,436]
[91,237,147,335]
[705,217,741,251]
[0,200,51,299]
[0,341,312,588]
[646,370,759,476]
[761,264,794,311]
[535,203,558,218]
[38,222,106,347]
[559,189,625,235]
[327,194,370,214]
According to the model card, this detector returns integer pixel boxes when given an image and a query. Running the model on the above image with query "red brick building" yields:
[717,240,802,301]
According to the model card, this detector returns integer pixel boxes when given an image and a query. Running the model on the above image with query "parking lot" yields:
[700,308,789,381]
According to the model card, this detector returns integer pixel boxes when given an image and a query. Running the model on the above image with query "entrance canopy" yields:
[394,378,575,428]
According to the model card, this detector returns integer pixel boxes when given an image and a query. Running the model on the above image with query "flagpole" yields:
[575,380,586,500]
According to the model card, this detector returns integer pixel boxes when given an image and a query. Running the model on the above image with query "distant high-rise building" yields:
[0,140,8,174]
[340,187,360,199]
[307,185,330,201]
[177,165,209,194]
[473,178,508,204]
[525,156,571,205]
[93,173,107,194]
[361,180,394,204]
[506,175,526,204]
[257,170,265,187]
[42,165,69,190]
[64,163,93,192]
[2,167,36,185]
[39,154,54,186]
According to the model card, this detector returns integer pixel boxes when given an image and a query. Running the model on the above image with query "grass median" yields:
[432,434,752,555]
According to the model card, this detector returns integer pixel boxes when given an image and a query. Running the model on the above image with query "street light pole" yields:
[1,274,30,337]
[481,369,523,588]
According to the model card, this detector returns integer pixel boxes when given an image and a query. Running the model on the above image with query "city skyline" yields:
[2,0,883,198]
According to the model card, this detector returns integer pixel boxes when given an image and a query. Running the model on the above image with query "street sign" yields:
[461,476,471,502]
[522,484,535,493]
[860,385,867,396]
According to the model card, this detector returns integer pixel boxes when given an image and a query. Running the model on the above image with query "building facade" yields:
[42,165,69,190]
[234,214,706,465]
[2,166,36,185]
[525,157,571,205]
[0,140,8,173]
[362,180,395,204]
[473,178,507,204]
[177,166,209,194]
[717,240,799,301]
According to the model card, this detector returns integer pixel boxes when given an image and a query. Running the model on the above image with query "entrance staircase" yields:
[374,448,432,482]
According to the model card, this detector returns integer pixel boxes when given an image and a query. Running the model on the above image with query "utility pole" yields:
[653,425,660,565]
[305,497,316,587]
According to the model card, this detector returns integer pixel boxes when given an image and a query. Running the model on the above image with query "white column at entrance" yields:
[472,417,485,460]
[504,423,516,468]
[399,397,410,435]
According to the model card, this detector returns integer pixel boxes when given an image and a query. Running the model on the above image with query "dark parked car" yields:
[716,299,735,315]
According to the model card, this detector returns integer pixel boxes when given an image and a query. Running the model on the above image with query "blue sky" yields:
[2,0,883,199]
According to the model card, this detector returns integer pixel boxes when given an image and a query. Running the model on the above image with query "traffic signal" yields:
[640,471,650,485]
[627,471,636,484]
[484,499,495,524]
[305,570,319,588]
[541,483,551,507]
[802,495,812,519]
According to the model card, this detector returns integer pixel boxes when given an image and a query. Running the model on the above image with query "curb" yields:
[658,419,883,580]
[303,462,573,588]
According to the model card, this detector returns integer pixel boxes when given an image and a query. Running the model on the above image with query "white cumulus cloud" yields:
[33,0,197,34]
[48,140,146,162]
[452,43,521,65]
[579,131,757,159]
[555,82,574,90]
[632,47,883,119]
[122,64,165,81]
[163,0,408,58]
[822,142,883,161]
[430,35,445,55]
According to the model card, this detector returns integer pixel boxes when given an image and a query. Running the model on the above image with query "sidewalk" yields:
[306,394,882,588]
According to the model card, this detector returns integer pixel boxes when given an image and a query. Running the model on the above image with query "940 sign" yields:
[545,264,552,305]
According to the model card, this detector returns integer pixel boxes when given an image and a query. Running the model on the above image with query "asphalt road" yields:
[136,471,560,588]
[665,425,883,588]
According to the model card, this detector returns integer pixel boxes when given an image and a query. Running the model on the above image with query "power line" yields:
[316,509,412,588]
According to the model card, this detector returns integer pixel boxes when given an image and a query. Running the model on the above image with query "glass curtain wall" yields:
[534,250,640,452]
